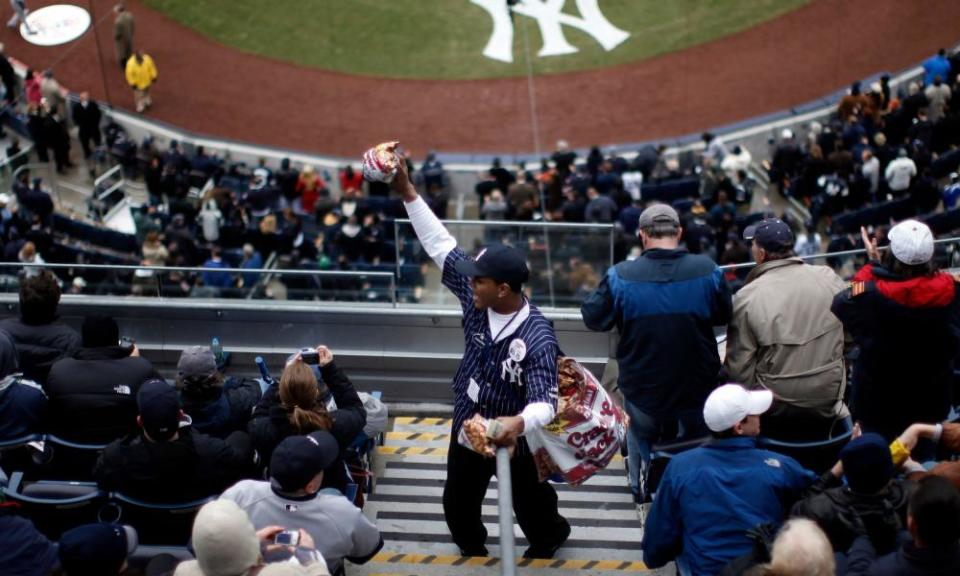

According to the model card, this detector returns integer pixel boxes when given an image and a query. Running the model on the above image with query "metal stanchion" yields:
[495,446,516,576]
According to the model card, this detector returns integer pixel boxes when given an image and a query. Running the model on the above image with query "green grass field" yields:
[144,0,807,80]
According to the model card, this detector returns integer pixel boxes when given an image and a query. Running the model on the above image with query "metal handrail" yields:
[496,447,515,576]
[718,235,960,272]
[94,164,125,201]
[4,261,398,306]
[397,218,615,231]
[5,260,394,278]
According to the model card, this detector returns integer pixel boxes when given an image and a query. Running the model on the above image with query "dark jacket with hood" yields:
[180,376,262,439]
[791,472,912,554]
[0,315,80,384]
[248,361,366,492]
[832,263,960,440]
[45,346,161,444]
[0,329,46,440]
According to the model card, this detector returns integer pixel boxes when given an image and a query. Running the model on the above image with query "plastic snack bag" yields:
[361,141,400,183]
[526,357,627,485]
[458,413,496,457]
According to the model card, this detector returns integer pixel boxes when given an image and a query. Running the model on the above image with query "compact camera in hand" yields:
[274,530,300,546]
[299,347,319,365]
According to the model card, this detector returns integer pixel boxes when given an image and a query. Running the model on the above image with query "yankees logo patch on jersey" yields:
[501,358,523,385]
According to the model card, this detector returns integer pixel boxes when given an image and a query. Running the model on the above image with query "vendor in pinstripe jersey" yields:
[391,149,570,560]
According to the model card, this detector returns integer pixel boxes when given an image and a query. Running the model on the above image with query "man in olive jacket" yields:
[724,218,848,440]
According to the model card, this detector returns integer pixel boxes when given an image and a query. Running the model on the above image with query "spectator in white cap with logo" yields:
[833,222,960,450]
[642,384,817,576]
[725,218,849,440]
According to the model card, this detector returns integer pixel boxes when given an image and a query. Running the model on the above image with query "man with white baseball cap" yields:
[833,221,960,446]
[643,384,817,576]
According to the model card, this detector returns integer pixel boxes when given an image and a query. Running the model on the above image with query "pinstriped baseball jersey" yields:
[442,248,559,454]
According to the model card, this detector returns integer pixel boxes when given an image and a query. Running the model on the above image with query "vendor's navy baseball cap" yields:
[454,244,529,286]
[743,218,795,251]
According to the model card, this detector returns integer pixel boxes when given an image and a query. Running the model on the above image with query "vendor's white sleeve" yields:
[520,402,556,435]
[403,196,457,268]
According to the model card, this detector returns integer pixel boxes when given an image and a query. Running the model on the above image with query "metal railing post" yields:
[495,447,516,576]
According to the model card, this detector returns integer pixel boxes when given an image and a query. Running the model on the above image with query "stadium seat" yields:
[758,419,853,475]
[0,433,43,482]
[3,471,107,538]
[642,436,713,504]
[36,435,109,481]
[104,493,216,545]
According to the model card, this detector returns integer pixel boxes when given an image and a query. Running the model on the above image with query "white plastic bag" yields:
[526,357,627,486]
[358,392,388,438]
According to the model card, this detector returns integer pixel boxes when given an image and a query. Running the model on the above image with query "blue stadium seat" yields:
[641,436,712,504]
[758,421,853,475]
[3,471,107,538]
[105,492,215,545]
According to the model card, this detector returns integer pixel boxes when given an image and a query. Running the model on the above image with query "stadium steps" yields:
[355,417,672,575]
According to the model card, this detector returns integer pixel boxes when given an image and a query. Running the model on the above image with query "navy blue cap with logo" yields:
[270,430,340,492]
[743,218,795,251]
[454,244,530,287]
[137,379,181,440]
[59,522,138,575]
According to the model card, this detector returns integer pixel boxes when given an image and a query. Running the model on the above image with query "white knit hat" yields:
[888,219,934,265]
[176,500,261,576]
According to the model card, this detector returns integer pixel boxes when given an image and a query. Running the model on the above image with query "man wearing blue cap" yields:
[94,379,254,502]
[725,218,848,440]
[792,432,909,555]
[392,152,570,558]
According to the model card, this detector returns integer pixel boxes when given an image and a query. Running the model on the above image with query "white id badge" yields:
[467,378,480,403]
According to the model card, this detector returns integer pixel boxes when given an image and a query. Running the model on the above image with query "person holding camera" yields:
[248,345,366,494]
[220,431,382,576]
[174,499,332,576]
[177,345,262,438]
[46,315,161,446]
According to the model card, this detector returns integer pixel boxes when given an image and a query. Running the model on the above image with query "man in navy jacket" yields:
[581,203,731,500]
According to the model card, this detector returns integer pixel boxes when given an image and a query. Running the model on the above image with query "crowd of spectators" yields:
[0,271,383,575]
[767,49,960,255]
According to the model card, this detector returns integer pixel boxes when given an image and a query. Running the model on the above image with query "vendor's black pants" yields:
[442,437,569,553]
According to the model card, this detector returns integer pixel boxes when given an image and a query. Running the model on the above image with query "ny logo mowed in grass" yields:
[472,0,630,63]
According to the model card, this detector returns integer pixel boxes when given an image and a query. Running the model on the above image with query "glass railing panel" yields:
[394,219,614,309]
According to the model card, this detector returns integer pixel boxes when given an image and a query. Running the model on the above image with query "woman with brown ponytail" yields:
[248,345,366,494]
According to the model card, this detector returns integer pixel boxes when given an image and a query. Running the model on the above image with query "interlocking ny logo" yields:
[471,0,630,63]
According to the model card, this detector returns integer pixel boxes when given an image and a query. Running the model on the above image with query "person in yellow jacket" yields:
[125,50,157,113]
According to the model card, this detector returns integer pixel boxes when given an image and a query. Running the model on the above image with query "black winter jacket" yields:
[93,425,254,502]
[845,533,960,576]
[0,316,80,384]
[45,346,161,444]
[791,473,911,554]
[248,361,366,492]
